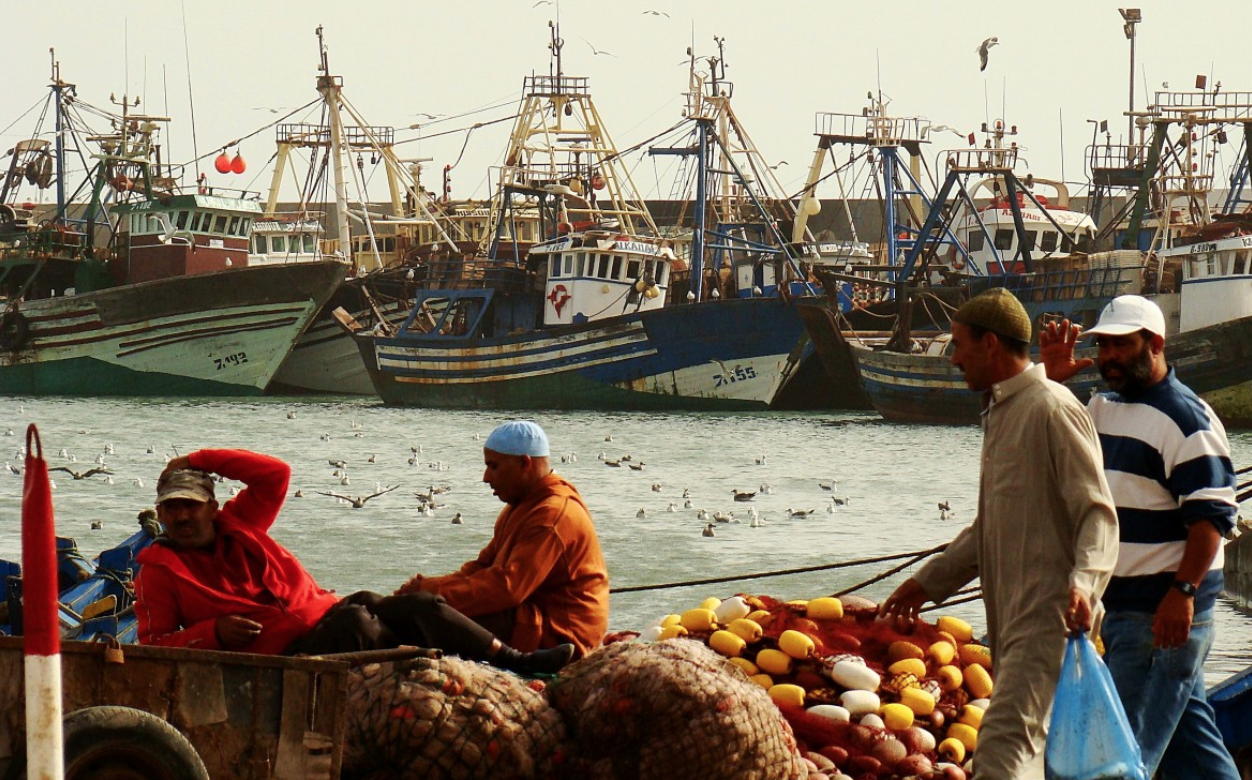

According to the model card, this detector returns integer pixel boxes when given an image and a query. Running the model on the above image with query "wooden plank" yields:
[273,668,312,780]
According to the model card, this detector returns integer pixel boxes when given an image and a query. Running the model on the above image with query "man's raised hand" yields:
[1040,318,1095,383]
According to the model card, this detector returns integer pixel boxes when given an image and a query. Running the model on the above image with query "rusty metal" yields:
[0,636,349,780]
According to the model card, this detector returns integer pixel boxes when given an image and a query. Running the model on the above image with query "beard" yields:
[1100,340,1155,394]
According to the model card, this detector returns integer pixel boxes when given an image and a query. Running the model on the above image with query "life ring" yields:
[3,706,210,780]
[110,175,132,192]
[952,257,966,271]
[0,311,29,351]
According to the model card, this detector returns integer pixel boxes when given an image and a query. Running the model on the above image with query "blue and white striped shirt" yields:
[1088,368,1236,613]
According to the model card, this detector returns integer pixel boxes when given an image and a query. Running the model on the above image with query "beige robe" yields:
[915,364,1119,780]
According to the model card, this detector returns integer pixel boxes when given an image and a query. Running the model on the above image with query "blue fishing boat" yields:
[349,28,812,411]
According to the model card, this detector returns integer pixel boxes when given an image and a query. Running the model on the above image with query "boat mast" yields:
[316,26,352,267]
[51,50,69,218]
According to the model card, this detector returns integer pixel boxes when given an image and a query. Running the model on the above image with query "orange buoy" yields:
[591,174,606,191]
[230,153,247,174]
[214,152,232,174]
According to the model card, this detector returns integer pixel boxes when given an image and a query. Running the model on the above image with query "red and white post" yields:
[22,425,63,779]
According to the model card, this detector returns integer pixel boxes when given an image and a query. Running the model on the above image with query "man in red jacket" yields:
[134,448,573,674]
[397,421,609,659]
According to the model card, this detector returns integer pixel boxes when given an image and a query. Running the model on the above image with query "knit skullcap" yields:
[953,288,1032,344]
[483,420,550,457]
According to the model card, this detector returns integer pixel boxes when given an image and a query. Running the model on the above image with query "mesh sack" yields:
[343,656,568,780]
[546,639,808,780]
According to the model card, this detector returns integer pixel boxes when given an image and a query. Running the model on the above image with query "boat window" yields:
[213,215,229,234]
[241,218,253,237]
[994,229,1014,250]
[597,254,610,278]
[1039,231,1058,252]
[520,222,530,240]
[656,263,667,285]
[272,235,287,253]
[576,253,586,276]
[627,258,641,281]
[1208,254,1219,276]
[1074,231,1093,254]
[1061,234,1075,253]
[1236,251,1250,276]
[302,233,315,253]
[228,216,241,236]
[563,254,573,276]
[548,256,558,278]
[253,235,268,254]
[1021,230,1037,252]
[612,255,623,280]
[967,231,985,252]
[175,211,190,229]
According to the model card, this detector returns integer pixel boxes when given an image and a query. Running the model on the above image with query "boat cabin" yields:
[249,217,325,265]
[529,234,675,326]
[1169,230,1252,332]
[113,194,260,284]
[956,194,1097,274]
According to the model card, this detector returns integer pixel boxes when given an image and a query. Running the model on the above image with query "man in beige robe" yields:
[880,289,1119,780]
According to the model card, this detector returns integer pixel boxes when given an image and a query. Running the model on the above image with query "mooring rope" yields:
[610,543,950,594]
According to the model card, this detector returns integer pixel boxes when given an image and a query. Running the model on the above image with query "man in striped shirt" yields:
[1043,294,1239,779]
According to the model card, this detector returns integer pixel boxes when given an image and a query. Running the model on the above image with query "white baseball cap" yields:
[1085,295,1166,338]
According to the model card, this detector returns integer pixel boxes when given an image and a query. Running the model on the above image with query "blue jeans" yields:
[1101,605,1239,780]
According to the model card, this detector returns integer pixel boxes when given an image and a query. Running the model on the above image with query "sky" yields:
[5,0,1252,208]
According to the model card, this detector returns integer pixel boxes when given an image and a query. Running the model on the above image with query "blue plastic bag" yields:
[1045,631,1149,780]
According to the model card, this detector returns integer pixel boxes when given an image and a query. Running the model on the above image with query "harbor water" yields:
[1,396,1250,686]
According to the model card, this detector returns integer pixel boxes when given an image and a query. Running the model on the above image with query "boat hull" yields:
[0,261,346,396]
[356,297,807,411]
[849,313,1252,426]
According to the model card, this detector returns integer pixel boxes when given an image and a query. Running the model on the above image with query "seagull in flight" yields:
[585,40,617,58]
[642,9,670,16]
[316,485,398,509]
[977,37,999,72]
[50,466,112,480]
[927,124,965,138]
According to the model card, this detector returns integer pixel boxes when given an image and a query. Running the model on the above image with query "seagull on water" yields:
[697,509,710,521]
[702,523,716,538]
[731,489,756,502]
[637,508,648,519]
[759,483,773,495]
[976,36,999,72]
[786,507,816,519]
[451,512,464,525]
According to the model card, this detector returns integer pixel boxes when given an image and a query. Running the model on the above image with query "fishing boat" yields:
[349,26,810,410]
[0,62,346,397]
[849,85,1252,426]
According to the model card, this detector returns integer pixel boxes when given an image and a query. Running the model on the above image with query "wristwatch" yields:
[1171,580,1197,598]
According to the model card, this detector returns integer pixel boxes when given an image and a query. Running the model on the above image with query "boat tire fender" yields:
[0,311,28,351]
[61,705,210,780]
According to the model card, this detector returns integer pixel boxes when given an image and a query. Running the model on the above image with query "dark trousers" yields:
[285,590,500,658]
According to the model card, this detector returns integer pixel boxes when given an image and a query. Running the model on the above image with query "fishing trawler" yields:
[0,61,345,396]
[348,26,809,410]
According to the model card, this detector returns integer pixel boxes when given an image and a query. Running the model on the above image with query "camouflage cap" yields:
[953,288,1032,344]
[156,469,216,504]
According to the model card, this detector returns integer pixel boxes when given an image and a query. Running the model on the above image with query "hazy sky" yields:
[5,1,1251,206]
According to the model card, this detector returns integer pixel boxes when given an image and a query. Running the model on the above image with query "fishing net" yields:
[342,656,567,780]
[546,638,809,780]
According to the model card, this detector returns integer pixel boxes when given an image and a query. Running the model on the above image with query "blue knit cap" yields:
[484,420,550,457]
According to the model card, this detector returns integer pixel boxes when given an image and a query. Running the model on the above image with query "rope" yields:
[610,543,948,594]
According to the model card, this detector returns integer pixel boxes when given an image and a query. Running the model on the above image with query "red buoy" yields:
[230,153,247,175]
[214,152,232,174]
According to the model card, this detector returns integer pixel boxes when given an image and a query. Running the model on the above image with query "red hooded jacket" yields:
[134,449,339,654]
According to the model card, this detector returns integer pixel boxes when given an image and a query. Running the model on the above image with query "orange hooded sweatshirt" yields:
[420,472,608,657]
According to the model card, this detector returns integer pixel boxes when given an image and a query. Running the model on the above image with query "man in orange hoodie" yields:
[397,421,609,659]
[134,448,574,674]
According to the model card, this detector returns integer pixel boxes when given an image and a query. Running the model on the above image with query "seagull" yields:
[316,485,398,509]
[642,9,670,16]
[532,0,553,6]
[682,487,691,498]
[768,160,788,170]
[786,508,816,519]
[294,489,304,498]
[702,523,716,538]
[90,521,103,530]
[749,509,764,528]
[367,454,377,464]
[329,459,347,469]
[832,496,850,507]
[713,510,735,523]
[637,508,648,519]
[451,512,464,524]
[755,454,767,465]
[759,483,773,495]
[731,489,756,502]
[49,466,111,480]
[585,40,617,58]
[928,124,965,138]
[683,498,693,509]
[286,410,296,420]
[651,483,663,492]
[976,37,999,72]
[628,462,646,471]
[666,502,678,513]
[819,480,838,492]
[697,509,710,521]
[604,459,621,467]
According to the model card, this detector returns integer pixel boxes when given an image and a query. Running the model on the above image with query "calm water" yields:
[1,396,1249,686]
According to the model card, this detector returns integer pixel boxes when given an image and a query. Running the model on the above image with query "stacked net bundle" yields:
[547,639,809,780]
[342,656,567,780]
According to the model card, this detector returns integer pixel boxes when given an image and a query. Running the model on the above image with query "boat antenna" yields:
[549,20,564,84]
[180,0,202,182]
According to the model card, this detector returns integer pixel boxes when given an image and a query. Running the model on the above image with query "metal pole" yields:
[1128,27,1136,147]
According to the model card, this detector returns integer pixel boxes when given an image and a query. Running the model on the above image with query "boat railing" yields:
[1150,90,1252,120]
[971,264,1144,302]
[813,112,929,147]
[524,75,591,98]
[275,122,396,148]
[1158,173,1215,197]
[1089,143,1147,172]
[944,147,1017,173]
